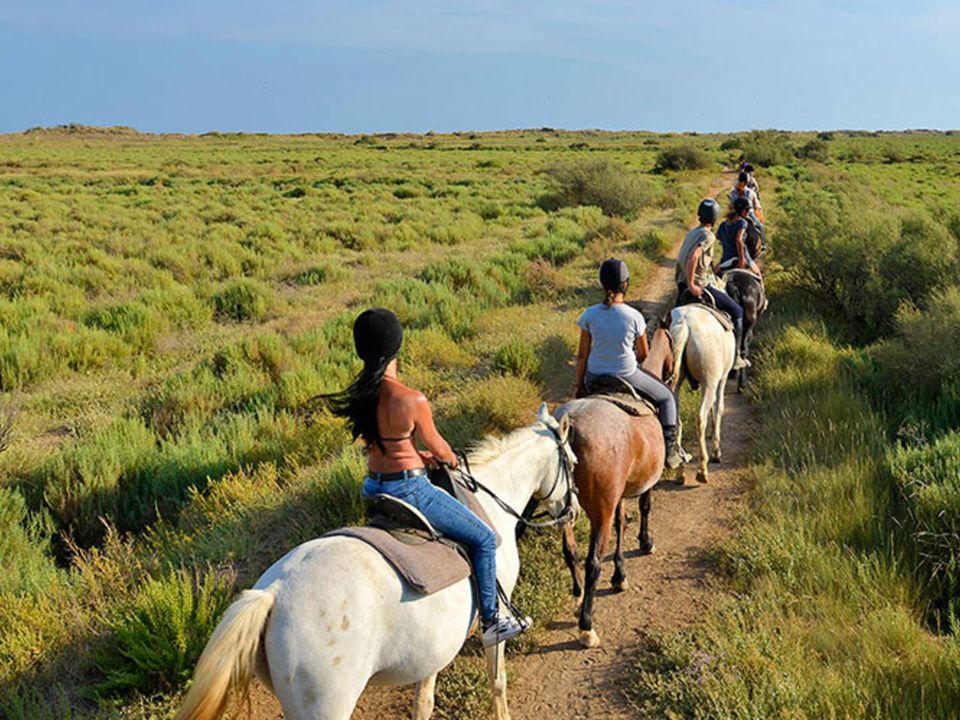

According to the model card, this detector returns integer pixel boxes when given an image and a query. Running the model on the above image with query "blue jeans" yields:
[678,283,744,323]
[362,474,499,622]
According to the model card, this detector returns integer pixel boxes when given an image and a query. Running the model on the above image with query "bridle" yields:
[452,422,577,529]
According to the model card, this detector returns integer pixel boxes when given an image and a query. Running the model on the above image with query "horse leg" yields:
[696,385,711,483]
[710,374,727,463]
[611,500,628,591]
[674,408,686,485]
[638,489,655,554]
[739,314,755,392]
[561,521,583,611]
[485,641,510,720]
[413,673,437,720]
[579,517,613,648]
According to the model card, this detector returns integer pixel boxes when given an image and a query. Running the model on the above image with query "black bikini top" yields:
[380,430,414,443]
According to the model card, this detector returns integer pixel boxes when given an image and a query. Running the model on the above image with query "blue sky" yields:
[1,1,957,133]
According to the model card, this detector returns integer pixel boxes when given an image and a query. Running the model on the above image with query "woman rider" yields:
[676,199,750,370]
[573,259,683,470]
[325,308,529,646]
[716,197,763,277]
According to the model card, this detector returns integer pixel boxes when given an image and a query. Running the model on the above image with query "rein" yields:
[452,424,577,529]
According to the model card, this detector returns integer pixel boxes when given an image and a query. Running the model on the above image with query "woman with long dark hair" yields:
[573,259,683,469]
[324,307,529,646]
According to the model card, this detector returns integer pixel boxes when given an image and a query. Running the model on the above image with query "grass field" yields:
[2,126,959,718]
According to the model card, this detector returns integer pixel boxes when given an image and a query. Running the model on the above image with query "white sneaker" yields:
[481,614,532,646]
[733,356,751,370]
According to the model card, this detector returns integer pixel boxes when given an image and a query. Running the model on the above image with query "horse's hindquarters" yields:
[259,537,474,718]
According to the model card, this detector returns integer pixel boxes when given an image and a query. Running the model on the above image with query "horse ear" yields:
[537,402,556,428]
[558,413,571,442]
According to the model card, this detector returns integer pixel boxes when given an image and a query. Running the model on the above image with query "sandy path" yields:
[244,173,754,719]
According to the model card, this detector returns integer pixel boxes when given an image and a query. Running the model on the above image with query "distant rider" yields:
[729,171,765,224]
[717,197,763,277]
[324,307,530,646]
[573,259,684,469]
[675,199,750,370]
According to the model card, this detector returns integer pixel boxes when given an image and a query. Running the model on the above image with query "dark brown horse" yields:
[725,269,766,391]
[554,325,674,648]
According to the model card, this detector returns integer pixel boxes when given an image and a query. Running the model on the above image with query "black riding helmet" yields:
[733,196,751,215]
[599,258,630,291]
[697,198,721,225]
[353,307,403,363]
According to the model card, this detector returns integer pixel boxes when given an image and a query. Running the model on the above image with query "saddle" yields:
[582,375,656,417]
[676,290,735,332]
[323,467,498,596]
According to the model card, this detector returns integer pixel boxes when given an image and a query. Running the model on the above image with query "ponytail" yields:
[317,356,392,451]
[602,281,629,306]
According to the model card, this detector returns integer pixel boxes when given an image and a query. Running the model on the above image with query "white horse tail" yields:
[668,307,689,390]
[174,583,278,720]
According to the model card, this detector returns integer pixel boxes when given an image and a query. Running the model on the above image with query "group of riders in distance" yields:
[175,166,769,720]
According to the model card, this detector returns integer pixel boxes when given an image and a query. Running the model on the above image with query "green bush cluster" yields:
[740,129,794,166]
[541,158,655,218]
[654,143,714,172]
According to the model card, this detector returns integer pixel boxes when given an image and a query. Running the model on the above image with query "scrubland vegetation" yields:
[633,132,960,718]
[4,125,959,719]
[0,127,718,718]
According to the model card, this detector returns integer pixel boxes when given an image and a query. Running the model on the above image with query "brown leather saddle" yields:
[324,467,498,596]
[581,375,656,417]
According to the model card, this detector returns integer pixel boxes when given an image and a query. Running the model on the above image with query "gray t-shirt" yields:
[577,303,647,376]
[729,186,761,211]
[676,226,716,286]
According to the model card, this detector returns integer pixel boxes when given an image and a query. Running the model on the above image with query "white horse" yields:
[668,305,735,484]
[174,404,576,720]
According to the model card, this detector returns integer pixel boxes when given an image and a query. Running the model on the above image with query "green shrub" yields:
[741,130,794,166]
[542,159,654,218]
[84,301,165,352]
[211,278,271,321]
[633,228,672,258]
[492,340,541,381]
[0,487,59,595]
[438,376,541,449]
[289,263,345,286]
[654,144,714,172]
[95,569,235,696]
[797,139,830,163]
[888,434,960,624]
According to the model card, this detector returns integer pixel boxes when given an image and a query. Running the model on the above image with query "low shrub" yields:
[654,144,713,172]
[95,568,236,696]
[492,340,541,381]
[740,130,794,167]
[633,228,672,258]
[541,159,654,218]
[211,278,272,322]
[797,139,830,163]
[0,487,59,595]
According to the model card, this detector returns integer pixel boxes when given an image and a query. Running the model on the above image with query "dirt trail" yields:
[244,173,754,719]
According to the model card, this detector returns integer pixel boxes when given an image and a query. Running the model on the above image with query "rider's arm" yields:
[411,393,458,468]
[686,246,703,295]
[574,329,591,392]
[635,334,649,363]
[735,226,747,268]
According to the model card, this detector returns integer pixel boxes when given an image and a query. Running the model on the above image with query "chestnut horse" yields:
[554,323,674,648]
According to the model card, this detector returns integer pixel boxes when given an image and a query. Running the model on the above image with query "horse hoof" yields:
[612,578,629,591]
[579,630,600,648]
[674,468,686,485]
[709,454,721,464]
[639,540,655,555]
[696,470,709,484]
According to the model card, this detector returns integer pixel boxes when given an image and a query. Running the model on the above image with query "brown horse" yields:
[554,323,674,648]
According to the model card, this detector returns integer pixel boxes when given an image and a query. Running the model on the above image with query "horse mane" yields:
[467,424,542,467]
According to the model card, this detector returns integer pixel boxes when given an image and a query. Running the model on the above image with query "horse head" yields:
[536,403,578,521]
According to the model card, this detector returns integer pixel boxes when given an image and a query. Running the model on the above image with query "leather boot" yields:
[733,318,750,370]
[663,425,683,469]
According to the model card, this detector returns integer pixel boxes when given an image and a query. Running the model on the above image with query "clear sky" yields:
[2,1,958,134]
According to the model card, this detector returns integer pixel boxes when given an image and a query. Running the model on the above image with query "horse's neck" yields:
[466,432,555,539]
[642,331,671,379]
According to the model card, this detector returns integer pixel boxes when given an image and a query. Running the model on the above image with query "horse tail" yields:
[174,583,278,720]
[668,308,689,390]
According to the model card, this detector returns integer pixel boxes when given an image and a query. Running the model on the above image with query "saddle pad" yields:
[589,393,656,417]
[325,526,470,595]
[690,303,734,332]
